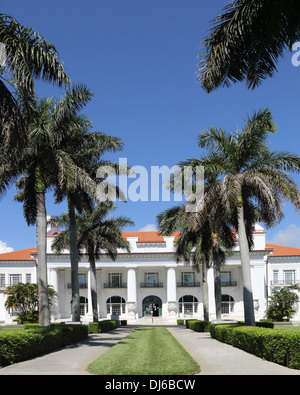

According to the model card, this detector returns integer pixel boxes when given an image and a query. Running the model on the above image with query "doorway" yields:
[142,295,162,317]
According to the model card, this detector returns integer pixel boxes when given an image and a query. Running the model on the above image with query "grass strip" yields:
[87,326,200,375]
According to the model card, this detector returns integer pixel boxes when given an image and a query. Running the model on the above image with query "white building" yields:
[0,223,300,324]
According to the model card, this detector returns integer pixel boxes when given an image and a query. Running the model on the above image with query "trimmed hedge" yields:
[188,320,211,332]
[210,324,300,370]
[238,320,274,329]
[0,324,89,367]
[89,320,118,334]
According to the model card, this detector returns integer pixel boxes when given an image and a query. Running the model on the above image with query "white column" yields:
[127,267,137,321]
[87,268,93,318]
[167,267,177,320]
[50,269,59,320]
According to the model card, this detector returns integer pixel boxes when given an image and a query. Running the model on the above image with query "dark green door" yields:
[142,295,162,317]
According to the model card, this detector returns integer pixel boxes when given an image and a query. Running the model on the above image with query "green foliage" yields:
[88,320,118,333]
[266,286,300,321]
[187,320,211,332]
[210,324,300,370]
[197,1,300,92]
[0,324,88,367]
[4,283,58,324]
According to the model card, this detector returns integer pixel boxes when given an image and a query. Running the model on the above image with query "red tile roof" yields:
[122,231,181,243]
[266,243,300,257]
[0,248,37,261]
[1,238,299,261]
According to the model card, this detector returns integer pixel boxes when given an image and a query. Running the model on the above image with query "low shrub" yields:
[177,319,184,325]
[238,320,274,329]
[188,320,211,332]
[184,319,211,332]
[185,319,199,328]
[89,320,118,333]
[120,320,127,326]
[0,324,88,367]
[210,324,300,370]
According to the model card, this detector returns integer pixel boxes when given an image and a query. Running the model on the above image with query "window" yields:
[106,296,126,316]
[80,296,88,316]
[141,273,162,288]
[108,273,122,287]
[9,274,22,285]
[181,272,195,286]
[221,271,230,286]
[273,270,279,284]
[144,272,159,285]
[221,294,234,314]
[283,270,295,285]
[178,295,198,316]
[0,274,5,288]
[78,274,87,288]
[26,274,31,284]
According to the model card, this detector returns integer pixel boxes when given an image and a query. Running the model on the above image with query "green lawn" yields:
[0,326,23,332]
[274,324,300,331]
[87,326,200,375]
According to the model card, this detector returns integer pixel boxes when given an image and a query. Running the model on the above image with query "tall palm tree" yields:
[0,13,70,144]
[13,84,98,326]
[53,126,124,322]
[50,201,134,322]
[197,1,300,92]
[182,108,300,325]
[157,198,235,321]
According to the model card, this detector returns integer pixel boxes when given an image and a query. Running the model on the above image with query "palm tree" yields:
[157,195,235,321]
[50,201,134,322]
[182,108,300,325]
[197,1,300,92]
[0,13,70,144]
[52,126,124,322]
[13,84,99,326]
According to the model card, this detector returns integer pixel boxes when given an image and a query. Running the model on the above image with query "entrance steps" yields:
[135,317,176,326]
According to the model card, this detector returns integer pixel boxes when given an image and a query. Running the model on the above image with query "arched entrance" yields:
[106,296,126,316]
[142,295,162,317]
[178,295,198,316]
[221,294,234,314]
[80,296,88,316]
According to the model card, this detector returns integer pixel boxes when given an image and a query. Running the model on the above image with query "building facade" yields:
[1,224,300,324]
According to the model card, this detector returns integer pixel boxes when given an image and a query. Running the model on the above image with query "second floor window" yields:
[0,274,5,287]
[109,273,122,287]
[78,273,87,287]
[273,270,279,284]
[9,274,22,285]
[221,271,232,286]
[181,272,195,285]
[283,270,295,284]
[144,272,159,285]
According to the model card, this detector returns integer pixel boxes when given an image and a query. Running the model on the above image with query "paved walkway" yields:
[0,326,134,375]
[0,324,299,375]
[167,325,300,375]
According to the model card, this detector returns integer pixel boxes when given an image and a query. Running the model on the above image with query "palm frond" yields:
[197,0,300,91]
[0,13,70,91]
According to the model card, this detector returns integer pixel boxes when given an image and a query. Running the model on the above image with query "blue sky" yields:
[1,0,300,252]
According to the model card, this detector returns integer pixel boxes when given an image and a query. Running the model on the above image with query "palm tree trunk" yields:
[237,203,256,326]
[212,233,222,320]
[88,247,98,322]
[36,191,50,327]
[67,195,80,322]
[201,261,209,321]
